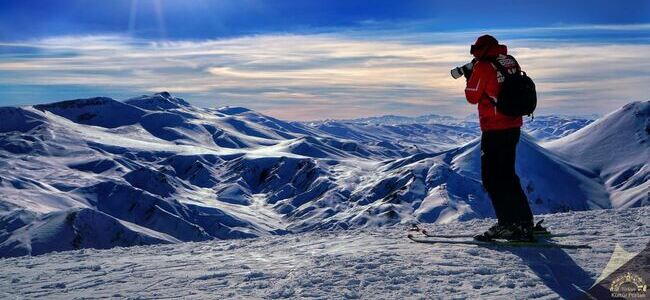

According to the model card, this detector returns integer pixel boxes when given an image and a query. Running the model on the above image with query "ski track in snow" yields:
[1,206,648,299]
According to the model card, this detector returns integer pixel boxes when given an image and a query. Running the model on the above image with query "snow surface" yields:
[0,206,648,299]
[0,93,646,259]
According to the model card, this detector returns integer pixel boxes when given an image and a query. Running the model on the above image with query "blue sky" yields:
[0,0,649,120]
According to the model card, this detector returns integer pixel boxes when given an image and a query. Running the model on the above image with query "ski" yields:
[406,234,591,249]
[417,229,576,239]
[410,220,581,239]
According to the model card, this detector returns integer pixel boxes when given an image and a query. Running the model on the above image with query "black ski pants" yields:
[480,127,533,226]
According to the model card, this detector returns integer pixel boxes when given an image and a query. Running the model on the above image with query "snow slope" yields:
[0,206,647,299]
[546,101,650,208]
[0,93,645,257]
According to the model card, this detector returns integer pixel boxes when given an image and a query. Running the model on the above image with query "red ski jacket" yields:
[465,44,523,132]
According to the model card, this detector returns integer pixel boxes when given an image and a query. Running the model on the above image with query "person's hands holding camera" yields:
[463,59,477,81]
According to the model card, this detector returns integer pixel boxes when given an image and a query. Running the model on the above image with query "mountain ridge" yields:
[0,93,646,257]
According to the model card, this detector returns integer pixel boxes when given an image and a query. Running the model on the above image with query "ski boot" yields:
[473,223,507,242]
[533,219,551,237]
[474,222,535,242]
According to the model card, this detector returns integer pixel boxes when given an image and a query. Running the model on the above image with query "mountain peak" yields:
[217,106,252,115]
[125,92,191,111]
[546,100,649,208]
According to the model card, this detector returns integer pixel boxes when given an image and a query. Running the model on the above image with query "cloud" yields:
[0,25,649,120]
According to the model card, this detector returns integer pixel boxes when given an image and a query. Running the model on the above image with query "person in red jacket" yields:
[464,35,537,242]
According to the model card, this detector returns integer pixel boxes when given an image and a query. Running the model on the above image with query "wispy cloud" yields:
[0,24,649,120]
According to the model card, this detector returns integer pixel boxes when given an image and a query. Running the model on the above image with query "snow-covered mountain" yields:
[545,101,650,209]
[523,116,594,141]
[0,92,646,257]
[307,113,594,145]
[325,113,463,126]
[302,120,479,153]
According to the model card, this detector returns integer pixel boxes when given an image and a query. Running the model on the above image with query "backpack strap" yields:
[487,56,515,108]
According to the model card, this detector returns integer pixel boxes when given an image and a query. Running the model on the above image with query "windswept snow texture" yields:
[0,92,646,257]
[0,206,648,299]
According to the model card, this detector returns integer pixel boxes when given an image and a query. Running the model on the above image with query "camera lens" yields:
[451,67,463,79]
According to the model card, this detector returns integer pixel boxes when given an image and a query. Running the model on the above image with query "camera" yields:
[450,62,474,79]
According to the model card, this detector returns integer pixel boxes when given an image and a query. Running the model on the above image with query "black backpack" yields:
[489,56,537,117]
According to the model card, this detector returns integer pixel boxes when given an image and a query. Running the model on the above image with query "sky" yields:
[0,0,649,120]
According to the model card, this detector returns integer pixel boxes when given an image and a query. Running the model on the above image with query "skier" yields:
[463,35,545,242]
